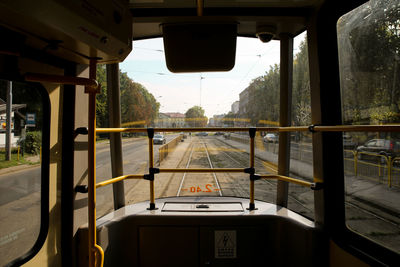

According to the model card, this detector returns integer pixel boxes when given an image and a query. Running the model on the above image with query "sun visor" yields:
[162,22,237,73]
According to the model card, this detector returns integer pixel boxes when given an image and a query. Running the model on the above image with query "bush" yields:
[22,131,42,155]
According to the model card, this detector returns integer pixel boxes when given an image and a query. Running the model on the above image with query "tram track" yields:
[176,138,222,197]
[208,138,314,215]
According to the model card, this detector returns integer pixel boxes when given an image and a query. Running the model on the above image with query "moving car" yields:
[263,133,278,143]
[196,132,208,136]
[153,134,166,145]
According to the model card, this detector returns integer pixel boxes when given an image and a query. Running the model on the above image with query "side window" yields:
[338,0,400,254]
[289,31,315,220]
[0,80,49,266]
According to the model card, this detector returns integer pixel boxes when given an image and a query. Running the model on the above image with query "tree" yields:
[245,64,280,126]
[338,0,400,124]
[292,38,311,126]
[96,66,160,128]
[223,111,238,127]
[96,65,108,128]
[120,77,160,127]
[185,106,208,127]
[0,80,44,133]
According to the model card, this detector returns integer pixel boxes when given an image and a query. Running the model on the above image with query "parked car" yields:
[153,134,166,145]
[343,134,356,150]
[263,133,278,143]
[356,139,400,163]
[196,132,208,136]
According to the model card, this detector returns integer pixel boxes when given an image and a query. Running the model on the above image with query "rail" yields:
[93,125,400,267]
[95,124,400,210]
[26,66,400,267]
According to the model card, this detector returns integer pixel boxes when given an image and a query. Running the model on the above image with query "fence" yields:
[158,135,183,163]
[344,151,400,188]
[228,133,399,188]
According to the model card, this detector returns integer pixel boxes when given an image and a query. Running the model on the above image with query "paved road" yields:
[0,134,179,264]
[96,134,178,216]
[0,166,41,266]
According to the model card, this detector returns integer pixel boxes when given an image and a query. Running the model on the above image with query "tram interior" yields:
[1,0,399,267]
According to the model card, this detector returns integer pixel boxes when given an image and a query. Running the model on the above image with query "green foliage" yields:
[96,65,109,128]
[292,39,311,126]
[23,131,42,155]
[121,74,160,127]
[338,0,400,124]
[0,149,35,169]
[236,35,310,127]
[0,80,44,134]
[185,106,208,127]
[96,65,160,128]
[223,111,238,126]
[246,65,280,125]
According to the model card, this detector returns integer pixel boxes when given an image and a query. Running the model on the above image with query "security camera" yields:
[256,25,276,43]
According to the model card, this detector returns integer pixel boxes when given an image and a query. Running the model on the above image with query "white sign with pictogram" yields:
[215,230,236,258]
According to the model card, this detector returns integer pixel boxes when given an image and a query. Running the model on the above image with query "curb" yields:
[0,163,40,175]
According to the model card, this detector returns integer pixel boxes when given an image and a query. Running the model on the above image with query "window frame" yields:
[3,81,50,267]
[317,0,400,265]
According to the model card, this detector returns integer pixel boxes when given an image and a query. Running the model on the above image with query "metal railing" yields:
[26,67,400,267]
[93,125,400,267]
[95,127,322,209]
[345,151,400,188]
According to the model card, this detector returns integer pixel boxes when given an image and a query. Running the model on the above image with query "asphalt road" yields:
[96,134,178,216]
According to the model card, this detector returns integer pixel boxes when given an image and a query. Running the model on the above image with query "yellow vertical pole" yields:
[148,129,156,210]
[149,139,155,205]
[197,0,203,16]
[86,59,104,267]
[17,146,20,161]
[249,128,256,210]
[354,152,358,176]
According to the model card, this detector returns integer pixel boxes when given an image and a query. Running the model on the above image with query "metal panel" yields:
[162,202,244,212]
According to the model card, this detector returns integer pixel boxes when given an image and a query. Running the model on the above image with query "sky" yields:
[120,32,306,118]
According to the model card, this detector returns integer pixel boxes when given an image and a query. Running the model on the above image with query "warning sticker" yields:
[215,230,236,258]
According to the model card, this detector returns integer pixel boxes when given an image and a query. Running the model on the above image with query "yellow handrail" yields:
[96,124,400,134]
[159,168,244,173]
[260,175,312,188]
[90,106,400,265]
[96,174,145,188]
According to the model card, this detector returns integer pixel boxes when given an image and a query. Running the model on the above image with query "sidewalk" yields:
[0,155,40,175]
[219,135,313,180]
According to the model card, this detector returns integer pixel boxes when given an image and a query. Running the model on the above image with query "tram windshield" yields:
[94,34,315,220]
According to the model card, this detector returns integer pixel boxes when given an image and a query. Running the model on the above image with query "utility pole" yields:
[200,74,204,107]
[5,81,12,161]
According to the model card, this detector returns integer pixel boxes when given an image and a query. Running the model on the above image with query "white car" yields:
[153,134,166,145]
[263,133,278,143]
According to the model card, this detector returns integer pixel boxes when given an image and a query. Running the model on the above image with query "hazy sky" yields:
[120,32,305,118]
